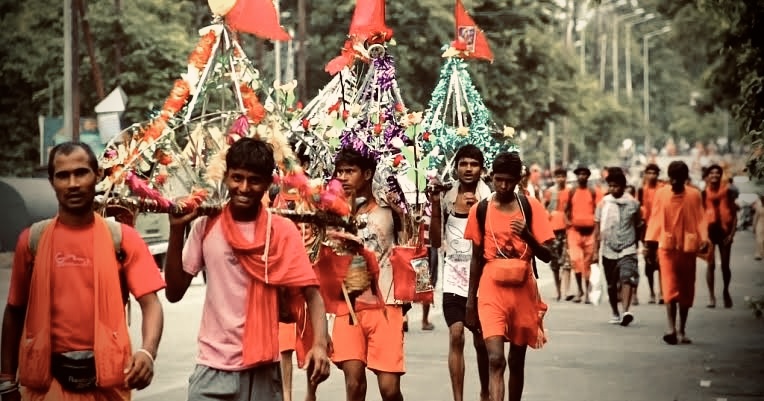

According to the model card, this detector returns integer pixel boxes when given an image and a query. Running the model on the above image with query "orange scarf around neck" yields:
[704,184,734,232]
[219,205,319,365]
[18,214,131,390]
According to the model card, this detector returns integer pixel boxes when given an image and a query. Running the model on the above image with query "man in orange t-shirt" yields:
[637,163,664,304]
[1,142,165,401]
[565,165,603,303]
[543,168,571,301]
[464,152,554,401]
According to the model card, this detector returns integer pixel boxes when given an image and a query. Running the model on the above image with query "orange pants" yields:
[330,305,405,374]
[567,228,595,278]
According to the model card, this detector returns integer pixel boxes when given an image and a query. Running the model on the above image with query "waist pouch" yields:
[574,226,595,236]
[51,351,96,392]
[486,258,530,286]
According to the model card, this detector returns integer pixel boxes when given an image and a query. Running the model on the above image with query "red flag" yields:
[453,0,493,62]
[226,0,291,41]
[348,0,393,43]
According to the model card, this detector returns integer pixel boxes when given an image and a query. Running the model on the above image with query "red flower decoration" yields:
[393,154,403,167]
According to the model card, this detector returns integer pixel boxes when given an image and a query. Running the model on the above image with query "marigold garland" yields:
[240,83,266,124]
[189,31,217,70]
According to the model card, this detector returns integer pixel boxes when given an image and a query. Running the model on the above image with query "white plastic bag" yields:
[589,263,604,305]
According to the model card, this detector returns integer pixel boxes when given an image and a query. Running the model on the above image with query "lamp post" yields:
[612,8,644,102]
[643,26,671,153]
[624,13,655,101]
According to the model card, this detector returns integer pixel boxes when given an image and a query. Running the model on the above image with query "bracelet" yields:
[137,348,155,364]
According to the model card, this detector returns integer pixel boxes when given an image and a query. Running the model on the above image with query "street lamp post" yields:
[643,26,671,153]
[624,13,655,101]
[612,8,644,102]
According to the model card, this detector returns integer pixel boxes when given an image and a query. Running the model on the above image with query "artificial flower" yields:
[503,125,516,138]
[456,126,470,137]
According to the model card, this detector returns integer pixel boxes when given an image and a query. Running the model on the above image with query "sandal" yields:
[422,322,435,331]
[678,335,692,344]
[662,332,678,345]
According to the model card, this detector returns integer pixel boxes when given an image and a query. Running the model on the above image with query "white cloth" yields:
[441,213,471,296]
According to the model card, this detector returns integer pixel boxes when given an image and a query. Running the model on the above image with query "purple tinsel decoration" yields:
[338,53,407,162]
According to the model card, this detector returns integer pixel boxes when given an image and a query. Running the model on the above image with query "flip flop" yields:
[678,336,692,344]
[422,322,435,331]
[662,333,678,345]
[565,295,575,301]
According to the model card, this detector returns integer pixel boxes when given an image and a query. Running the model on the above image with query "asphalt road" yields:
[1,231,762,401]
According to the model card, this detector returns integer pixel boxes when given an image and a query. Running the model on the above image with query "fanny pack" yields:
[574,226,595,236]
[51,351,96,392]
[486,258,531,286]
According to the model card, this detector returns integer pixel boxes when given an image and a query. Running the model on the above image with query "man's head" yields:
[553,168,567,187]
[605,167,627,198]
[529,163,542,184]
[573,165,591,186]
[706,164,723,185]
[334,148,377,197]
[453,144,484,186]
[48,141,100,216]
[644,164,660,185]
[225,138,275,213]
[667,161,689,193]
[491,152,523,202]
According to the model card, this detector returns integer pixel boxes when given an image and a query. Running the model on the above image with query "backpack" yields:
[475,194,539,278]
[565,186,597,221]
[28,218,130,307]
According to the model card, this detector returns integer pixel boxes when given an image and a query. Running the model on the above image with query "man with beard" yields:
[645,161,708,345]
[593,168,643,325]
[702,164,738,308]
[164,138,331,401]
[1,142,165,401]
[429,145,491,401]
[464,152,554,401]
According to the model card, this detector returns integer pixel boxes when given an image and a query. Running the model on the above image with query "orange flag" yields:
[226,0,291,41]
[348,0,393,42]
[324,0,393,75]
[453,0,493,62]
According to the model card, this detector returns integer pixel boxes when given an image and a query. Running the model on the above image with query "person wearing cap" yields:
[593,168,643,325]
[701,164,738,308]
[543,168,572,301]
[638,164,665,304]
[565,165,604,303]
[645,161,708,345]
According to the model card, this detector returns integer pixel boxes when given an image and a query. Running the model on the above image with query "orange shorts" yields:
[330,305,405,374]
[478,266,547,349]
[567,228,595,278]
[279,322,296,353]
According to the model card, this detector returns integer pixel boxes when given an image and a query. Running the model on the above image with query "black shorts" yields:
[442,293,481,332]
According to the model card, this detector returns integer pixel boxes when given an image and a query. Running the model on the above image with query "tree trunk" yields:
[76,0,105,100]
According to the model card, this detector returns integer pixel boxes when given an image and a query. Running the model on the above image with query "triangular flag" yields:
[348,0,393,43]
[226,0,291,41]
[454,0,493,62]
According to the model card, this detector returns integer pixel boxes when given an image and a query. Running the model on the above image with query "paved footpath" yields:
[1,231,762,401]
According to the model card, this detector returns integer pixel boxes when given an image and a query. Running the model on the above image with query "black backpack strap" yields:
[476,198,489,239]
[517,194,539,279]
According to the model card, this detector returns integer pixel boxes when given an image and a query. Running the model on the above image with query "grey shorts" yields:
[616,255,639,286]
[187,363,283,401]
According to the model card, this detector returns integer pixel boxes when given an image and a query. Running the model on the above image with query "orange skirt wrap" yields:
[478,265,547,348]
[658,250,697,308]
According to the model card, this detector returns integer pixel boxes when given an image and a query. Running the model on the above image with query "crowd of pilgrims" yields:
[0,139,744,401]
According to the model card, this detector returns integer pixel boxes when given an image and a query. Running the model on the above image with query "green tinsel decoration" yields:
[422,56,518,176]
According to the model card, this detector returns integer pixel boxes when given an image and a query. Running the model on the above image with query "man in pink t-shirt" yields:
[164,138,330,401]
